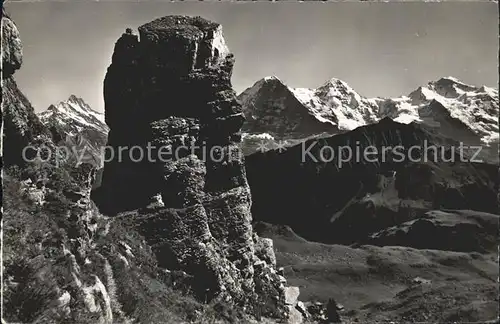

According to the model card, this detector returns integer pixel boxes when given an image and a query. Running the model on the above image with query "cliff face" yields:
[3,11,114,324]
[2,10,53,167]
[94,16,289,317]
[98,16,244,213]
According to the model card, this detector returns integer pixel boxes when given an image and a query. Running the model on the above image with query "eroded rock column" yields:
[96,15,289,318]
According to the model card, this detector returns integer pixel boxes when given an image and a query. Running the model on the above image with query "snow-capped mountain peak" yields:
[39,95,108,135]
[407,78,499,145]
[479,85,498,97]
[238,76,292,113]
[238,76,339,138]
[425,76,478,99]
[316,78,357,97]
[44,94,105,124]
[239,76,285,103]
[38,95,109,167]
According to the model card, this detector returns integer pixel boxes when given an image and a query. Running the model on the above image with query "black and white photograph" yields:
[1,1,499,323]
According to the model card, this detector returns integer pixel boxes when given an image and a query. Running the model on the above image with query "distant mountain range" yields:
[238,76,498,154]
[36,76,498,163]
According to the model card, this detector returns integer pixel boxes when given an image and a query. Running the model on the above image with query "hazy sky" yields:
[6,1,499,113]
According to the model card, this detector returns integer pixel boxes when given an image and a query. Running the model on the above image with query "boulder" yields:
[285,286,300,305]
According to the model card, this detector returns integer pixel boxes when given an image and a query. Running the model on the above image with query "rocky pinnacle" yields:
[94,16,290,318]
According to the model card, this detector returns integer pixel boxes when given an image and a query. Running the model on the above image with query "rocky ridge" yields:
[362,209,499,253]
[245,118,498,243]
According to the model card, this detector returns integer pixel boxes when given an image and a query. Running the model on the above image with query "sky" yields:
[5,1,499,113]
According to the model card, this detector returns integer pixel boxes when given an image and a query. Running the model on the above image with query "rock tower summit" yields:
[98,15,246,213]
[138,15,230,71]
[94,15,291,317]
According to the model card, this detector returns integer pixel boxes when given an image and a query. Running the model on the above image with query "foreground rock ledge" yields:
[94,15,291,319]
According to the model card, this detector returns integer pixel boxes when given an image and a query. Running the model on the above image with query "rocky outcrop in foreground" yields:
[94,16,292,319]
[3,11,113,323]
[2,8,22,76]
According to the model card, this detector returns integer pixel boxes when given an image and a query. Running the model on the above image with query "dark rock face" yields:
[246,118,498,244]
[96,16,244,213]
[2,12,54,167]
[3,77,54,166]
[1,9,23,78]
[94,16,288,317]
[2,12,289,323]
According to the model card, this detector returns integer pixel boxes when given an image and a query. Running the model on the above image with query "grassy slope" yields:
[257,222,499,322]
